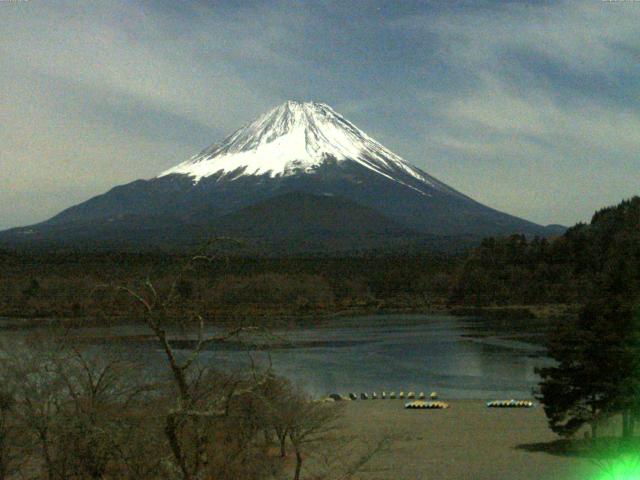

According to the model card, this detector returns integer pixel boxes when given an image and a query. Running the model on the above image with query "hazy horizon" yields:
[2,1,639,230]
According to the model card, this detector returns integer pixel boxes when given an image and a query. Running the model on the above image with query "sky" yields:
[1,0,639,230]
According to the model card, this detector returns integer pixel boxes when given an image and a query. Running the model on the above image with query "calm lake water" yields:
[1,314,551,399]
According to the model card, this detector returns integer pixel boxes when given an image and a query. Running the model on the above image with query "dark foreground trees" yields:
[536,197,640,441]
[0,387,20,480]
[537,300,640,438]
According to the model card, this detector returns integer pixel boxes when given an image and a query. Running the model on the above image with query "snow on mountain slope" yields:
[0,99,559,250]
[159,101,458,197]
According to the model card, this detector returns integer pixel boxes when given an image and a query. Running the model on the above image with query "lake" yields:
[0,313,551,399]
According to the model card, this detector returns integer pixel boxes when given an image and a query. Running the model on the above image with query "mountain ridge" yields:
[0,100,564,252]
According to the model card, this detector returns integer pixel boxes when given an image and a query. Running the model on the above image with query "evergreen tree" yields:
[536,299,640,438]
[536,197,640,439]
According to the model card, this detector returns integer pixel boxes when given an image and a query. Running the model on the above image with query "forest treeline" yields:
[451,196,640,306]
[0,252,457,321]
[1,197,638,322]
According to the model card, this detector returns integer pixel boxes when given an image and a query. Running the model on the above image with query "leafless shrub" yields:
[0,332,163,480]
[101,244,287,480]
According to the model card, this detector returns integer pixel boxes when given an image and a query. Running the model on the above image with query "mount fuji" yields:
[0,101,563,252]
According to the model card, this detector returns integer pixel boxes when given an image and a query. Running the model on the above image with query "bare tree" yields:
[259,374,295,458]
[283,392,343,480]
[0,332,163,480]
[104,245,277,480]
[2,338,68,480]
[52,346,157,479]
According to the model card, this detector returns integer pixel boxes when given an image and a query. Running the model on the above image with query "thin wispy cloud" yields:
[1,0,638,229]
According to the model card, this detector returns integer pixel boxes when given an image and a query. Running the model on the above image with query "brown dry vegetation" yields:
[0,252,456,323]
[0,248,398,480]
[0,330,368,480]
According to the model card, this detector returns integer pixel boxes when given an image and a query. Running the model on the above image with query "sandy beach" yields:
[319,399,600,480]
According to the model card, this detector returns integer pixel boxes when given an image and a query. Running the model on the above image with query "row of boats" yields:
[332,391,439,401]
[486,400,534,408]
[404,399,534,409]
[327,392,535,409]
[405,401,450,409]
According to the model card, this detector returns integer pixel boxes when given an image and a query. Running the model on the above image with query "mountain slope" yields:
[200,191,423,252]
[207,191,414,237]
[0,101,562,251]
[0,193,423,253]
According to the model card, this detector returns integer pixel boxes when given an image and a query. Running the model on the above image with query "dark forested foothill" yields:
[446,197,640,441]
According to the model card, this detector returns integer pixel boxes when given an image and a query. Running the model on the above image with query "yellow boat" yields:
[404,400,449,409]
[486,399,534,408]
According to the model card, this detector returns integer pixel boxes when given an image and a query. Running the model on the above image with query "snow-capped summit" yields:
[0,100,560,252]
[159,101,454,196]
